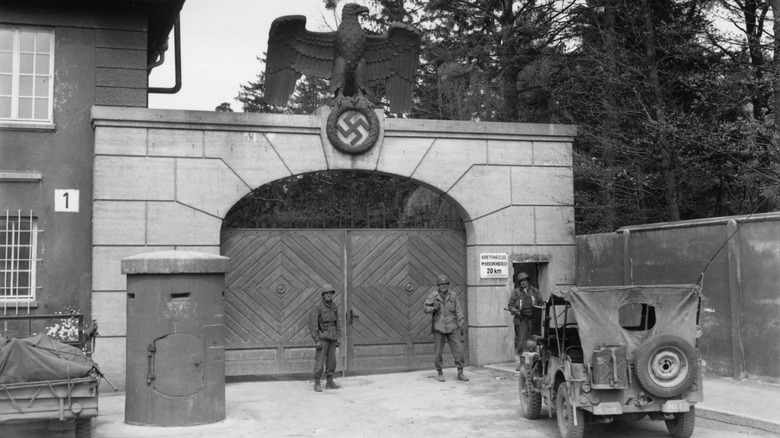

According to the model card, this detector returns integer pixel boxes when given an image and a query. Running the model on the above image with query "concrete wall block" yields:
[534,141,572,167]
[448,165,511,220]
[535,206,575,245]
[93,201,146,245]
[95,47,145,69]
[176,158,250,217]
[204,131,292,189]
[147,202,223,246]
[94,156,175,200]
[511,166,573,205]
[92,337,126,391]
[376,137,433,177]
[92,291,126,336]
[149,128,203,157]
[412,138,487,192]
[465,206,535,246]
[467,285,513,327]
[94,127,146,156]
[174,246,221,255]
[487,140,533,165]
[95,87,146,107]
[92,246,174,291]
[265,133,327,175]
[468,327,515,366]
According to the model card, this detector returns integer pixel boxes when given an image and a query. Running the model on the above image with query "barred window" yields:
[0,26,54,122]
[1,211,39,303]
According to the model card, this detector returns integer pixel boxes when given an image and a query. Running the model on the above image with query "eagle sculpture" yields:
[264,3,422,113]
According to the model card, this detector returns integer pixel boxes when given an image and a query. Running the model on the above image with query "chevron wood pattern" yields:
[220,229,466,376]
[348,230,467,371]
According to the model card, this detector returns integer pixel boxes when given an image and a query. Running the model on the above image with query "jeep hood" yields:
[564,284,701,362]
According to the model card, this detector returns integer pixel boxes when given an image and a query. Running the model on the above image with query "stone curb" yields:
[696,407,780,435]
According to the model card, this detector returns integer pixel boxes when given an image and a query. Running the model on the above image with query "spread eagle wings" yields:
[264,15,422,113]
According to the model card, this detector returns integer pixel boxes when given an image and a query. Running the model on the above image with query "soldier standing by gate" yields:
[423,274,469,382]
[508,272,543,370]
[309,284,341,392]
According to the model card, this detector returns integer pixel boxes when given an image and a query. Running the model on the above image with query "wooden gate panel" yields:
[221,230,344,376]
[221,229,465,376]
[348,230,466,372]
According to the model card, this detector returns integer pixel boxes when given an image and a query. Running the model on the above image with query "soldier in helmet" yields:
[423,274,469,382]
[508,272,543,370]
[309,283,341,392]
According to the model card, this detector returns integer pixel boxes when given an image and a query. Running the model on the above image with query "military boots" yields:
[314,378,322,392]
[436,369,445,382]
[457,368,469,381]
[326,376,341,389]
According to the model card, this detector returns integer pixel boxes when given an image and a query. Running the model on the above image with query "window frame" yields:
[0,25,55,126]
[1,213,39,307]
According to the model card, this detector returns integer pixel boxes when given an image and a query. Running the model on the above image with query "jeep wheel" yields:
[665,407,695,438]
[519,369,542,419]
[75,419,91,438]
[556,384,585,438]
[635,335,699,398]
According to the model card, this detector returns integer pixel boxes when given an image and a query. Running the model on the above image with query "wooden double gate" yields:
[220,229,467,376]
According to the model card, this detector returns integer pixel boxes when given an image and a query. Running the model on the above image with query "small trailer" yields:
[0,313,113,438]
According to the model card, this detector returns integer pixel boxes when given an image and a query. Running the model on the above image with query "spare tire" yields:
[635,334,699,398]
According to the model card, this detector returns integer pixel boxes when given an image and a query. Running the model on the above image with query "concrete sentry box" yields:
[121,250,229,426]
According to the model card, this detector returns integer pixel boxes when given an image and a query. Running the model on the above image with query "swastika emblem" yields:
[326,102,380,155]
[337,110,370,146]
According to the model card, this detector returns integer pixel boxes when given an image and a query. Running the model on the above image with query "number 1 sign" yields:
[54,189,79,212]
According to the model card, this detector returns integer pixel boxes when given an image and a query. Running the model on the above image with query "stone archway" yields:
[90,106,576,388]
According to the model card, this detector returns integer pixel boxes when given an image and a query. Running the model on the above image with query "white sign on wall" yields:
[479,253,508,278]
[54,189,79,212]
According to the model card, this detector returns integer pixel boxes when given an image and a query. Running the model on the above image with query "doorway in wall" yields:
[511,262,549,298]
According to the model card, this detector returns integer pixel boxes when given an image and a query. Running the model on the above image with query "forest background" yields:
[220,0,780,235]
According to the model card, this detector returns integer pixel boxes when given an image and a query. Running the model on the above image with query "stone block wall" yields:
[91,106,576,388]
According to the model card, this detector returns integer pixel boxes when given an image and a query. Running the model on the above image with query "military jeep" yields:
[518,285,703,438]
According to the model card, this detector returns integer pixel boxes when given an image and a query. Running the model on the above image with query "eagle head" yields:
[342,3,370,19]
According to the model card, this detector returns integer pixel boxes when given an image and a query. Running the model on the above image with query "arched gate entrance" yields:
[90,106,576,389]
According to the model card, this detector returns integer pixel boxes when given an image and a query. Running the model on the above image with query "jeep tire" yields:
[519,369,542,419]
[665,407,696,438]
[635,334,699,398]
[556,383,585,438]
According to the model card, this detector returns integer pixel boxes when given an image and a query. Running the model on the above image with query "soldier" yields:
[309,283,341,392]
[508,272,543,370]
[423,274,469,382]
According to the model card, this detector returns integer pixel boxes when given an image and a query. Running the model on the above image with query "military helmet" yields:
[321,284,335,294]
[516,272,530,281]
[436,274,450,285]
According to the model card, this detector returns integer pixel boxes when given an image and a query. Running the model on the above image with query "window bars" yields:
[1,210,40,314]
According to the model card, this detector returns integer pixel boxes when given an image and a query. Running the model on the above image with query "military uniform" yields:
[508,273,543,355]
[423,275,468,382]
[309,284,341,392]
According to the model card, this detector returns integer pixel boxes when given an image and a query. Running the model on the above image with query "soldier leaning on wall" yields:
[309,284,342,392]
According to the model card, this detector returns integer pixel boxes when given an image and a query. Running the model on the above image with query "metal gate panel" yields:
[347,230,467,372]
[221,230,345,376]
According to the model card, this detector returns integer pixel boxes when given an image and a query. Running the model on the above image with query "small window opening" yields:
[619,303,656,331]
